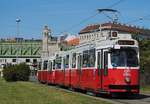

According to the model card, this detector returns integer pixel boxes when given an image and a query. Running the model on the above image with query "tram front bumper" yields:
[108,85,140,93]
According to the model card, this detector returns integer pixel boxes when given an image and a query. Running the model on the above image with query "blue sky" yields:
[0,0,150,39]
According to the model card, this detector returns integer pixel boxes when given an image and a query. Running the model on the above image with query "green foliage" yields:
[141,85,150,93]
[139,40,150,85]
[0,79,110,104]
[3,63,30,82]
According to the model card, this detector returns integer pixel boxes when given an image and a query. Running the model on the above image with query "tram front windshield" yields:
[111,48,138,67]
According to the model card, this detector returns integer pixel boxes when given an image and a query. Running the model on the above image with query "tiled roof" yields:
[67,38,79,46]
[79,22,150,35]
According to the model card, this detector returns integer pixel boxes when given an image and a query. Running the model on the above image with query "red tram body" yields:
[38,32,140,95]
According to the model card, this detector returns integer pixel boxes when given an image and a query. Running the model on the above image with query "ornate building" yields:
[79,22,150,44]
[42,26,60,58]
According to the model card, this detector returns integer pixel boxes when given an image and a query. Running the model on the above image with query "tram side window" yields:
[97,52,101,69]
[50,62,53,70]
[65,55,69,68]
[104,52,108,75]
[77,54,82,69]
[72,53,76,68]
[83,50,89,67]
[55,57,62,69]
[89,49,95,67]
[38,62,42,70]
[82,49,95,68]
[47,61,50,71]
[43,61,48,70]
[48,61,52,71]
[53,60,55,70]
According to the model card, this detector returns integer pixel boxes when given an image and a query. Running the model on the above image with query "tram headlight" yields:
[125,77,131,83]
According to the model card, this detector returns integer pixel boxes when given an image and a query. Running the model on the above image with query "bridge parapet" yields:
[0,42,41,58]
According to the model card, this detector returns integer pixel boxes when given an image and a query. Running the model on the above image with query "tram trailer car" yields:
[38,32,140,95]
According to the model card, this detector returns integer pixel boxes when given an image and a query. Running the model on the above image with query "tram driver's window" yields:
[89,49,95,67]
[72,53,76,68]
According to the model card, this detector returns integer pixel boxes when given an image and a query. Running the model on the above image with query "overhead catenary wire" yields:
[102,12,116,22]
[60,0,125,34]
[125,18,143,24]
[107,0,125,8]
[62,12,99,33]
[125,14,150,24]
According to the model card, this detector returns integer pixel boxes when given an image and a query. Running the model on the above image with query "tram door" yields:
[97,49,108,90]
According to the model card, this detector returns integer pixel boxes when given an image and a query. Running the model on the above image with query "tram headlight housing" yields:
[125,77,131,83]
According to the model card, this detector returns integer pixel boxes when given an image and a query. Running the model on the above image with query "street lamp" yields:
[16,18,21,64]
[16,18,21,36]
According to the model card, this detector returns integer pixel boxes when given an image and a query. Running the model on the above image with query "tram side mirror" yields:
[112,63,117,67]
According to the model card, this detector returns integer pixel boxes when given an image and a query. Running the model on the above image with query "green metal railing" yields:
[0,41,42,58]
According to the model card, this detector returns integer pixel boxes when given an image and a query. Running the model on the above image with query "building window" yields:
[33,59,37,63]
[26,59,30,63]
[87,35,89,40]
[90,34,92,39]
[12,59,16,62]
[94,34,96,39]
[0,59,5,63]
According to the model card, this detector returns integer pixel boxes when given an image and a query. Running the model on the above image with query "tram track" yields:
[30,76,150,104]
[46,84,150,104]
[48,85,150,104]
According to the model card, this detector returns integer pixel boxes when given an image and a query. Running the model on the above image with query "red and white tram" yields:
[38,32,140,95]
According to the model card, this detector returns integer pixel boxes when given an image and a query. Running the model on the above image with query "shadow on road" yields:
[97,93,150,100]
[130,94,150,99]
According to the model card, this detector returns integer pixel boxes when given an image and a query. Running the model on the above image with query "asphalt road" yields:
[109,93,150,104]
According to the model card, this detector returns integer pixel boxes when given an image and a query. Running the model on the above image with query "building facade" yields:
[42,26,60,58]
[79,22,150,44]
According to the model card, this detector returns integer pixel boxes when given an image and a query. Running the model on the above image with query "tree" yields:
[3,63,30,82]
